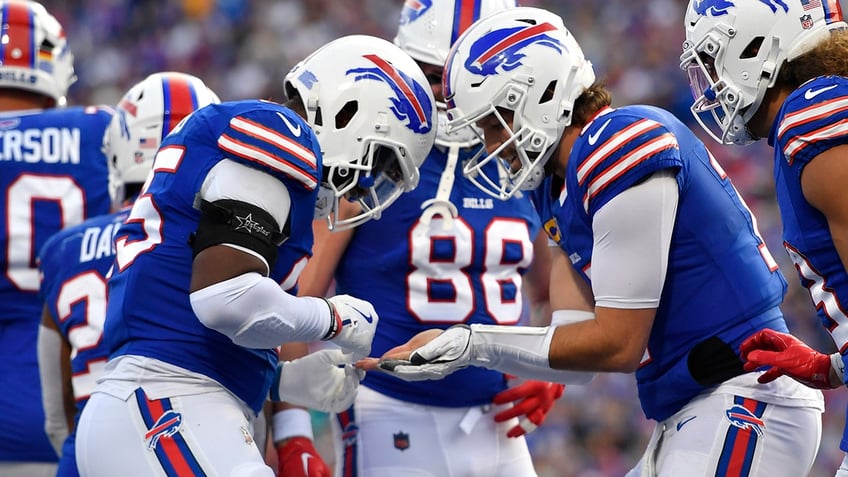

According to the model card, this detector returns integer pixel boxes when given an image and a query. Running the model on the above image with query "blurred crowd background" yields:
[40,0,846,475]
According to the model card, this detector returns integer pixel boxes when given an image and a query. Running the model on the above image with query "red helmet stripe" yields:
[477,22,557,65]
[161,74,197,140]
[2,2,34,68]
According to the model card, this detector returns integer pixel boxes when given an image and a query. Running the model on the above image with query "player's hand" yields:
[492,376,565,438]
[376,325,472,381]
[740,329,839,389]
[326,295,379,360]
[277,436,330,477]
[271,349,365,412]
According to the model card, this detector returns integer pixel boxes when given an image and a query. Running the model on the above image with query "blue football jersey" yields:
[336,144,541,407]
[0,106,111,463]
[771,75,848,451]
[559,105,788,421]
[527,174,564,245]
[38,208,128,475]
[104,100,320,414]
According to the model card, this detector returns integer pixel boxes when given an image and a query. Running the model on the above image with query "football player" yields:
[73,35,436,477]
[680,0,848,474]
[37,72,219,477]
[367,7,826,476]
[288,1,561,476]
[0,2,113,476]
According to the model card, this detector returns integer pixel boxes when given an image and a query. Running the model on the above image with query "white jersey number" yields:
[6,174,85,291]
[55,270,108,400]
[407,217,533,324]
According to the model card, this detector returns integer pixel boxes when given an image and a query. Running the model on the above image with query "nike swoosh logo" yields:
[301,453,311,474]
[676,416,696,431]
[277,112,302,137]
[350,305,374,324]
[587,118,612,146]
[804,84,837,100]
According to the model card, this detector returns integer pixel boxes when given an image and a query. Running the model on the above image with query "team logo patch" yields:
[346,54,433,134]
[463,23,563,78]
[393,431,410,451]
[725,404,765,436]
[399,0,432,24]
[145,409,183,450]
[342,422,359,448]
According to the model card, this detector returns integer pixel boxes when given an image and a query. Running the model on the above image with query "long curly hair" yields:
[778,30,848,87]
[571,82,613,127]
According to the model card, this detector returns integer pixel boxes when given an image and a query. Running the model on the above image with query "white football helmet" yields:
[681,0,847,145]
[395,0,516,148]
[102,72,220,207]
[0,1,75,106]
[285,35,437,231]
[442,7,595,199]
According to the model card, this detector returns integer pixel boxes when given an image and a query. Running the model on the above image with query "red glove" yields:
[492,376,564,438]
[277,436,331,477]
[740,329,837,390]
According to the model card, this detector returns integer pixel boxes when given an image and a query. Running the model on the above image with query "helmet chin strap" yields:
[419,143,460,233]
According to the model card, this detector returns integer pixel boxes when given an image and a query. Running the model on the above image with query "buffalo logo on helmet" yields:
[759,0,789,13]
[399,0,433,24]
[724,405,765,436]
[346,54,433,134]
[462,22,563,78]
[693,0,735,16]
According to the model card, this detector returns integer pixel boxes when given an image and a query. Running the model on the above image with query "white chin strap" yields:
[419,143,460,232]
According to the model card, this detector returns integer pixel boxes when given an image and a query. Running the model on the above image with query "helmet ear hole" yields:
[335,100,358,129]
[740,37,765,59]
[539,80,557,104]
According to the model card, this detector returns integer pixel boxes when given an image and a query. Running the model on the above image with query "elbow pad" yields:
[190,272,331,349]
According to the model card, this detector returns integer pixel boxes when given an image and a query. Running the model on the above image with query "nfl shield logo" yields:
[393,431,410,451]
[801,14,814,29]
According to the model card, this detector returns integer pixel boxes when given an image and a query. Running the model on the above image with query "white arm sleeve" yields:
[471,324,595,385]
[37,324,67,456]
[190,272,332,349]
[200,159,292,273]
[590,170,678,309]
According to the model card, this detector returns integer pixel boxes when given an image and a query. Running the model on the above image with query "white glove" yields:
[378,324,594,384]
[271,349,364,413]
[379,325,473,381]
[325,295,379,360]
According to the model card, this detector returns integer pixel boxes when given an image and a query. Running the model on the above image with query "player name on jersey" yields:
[0,127,81,163]
[80,221,120,263]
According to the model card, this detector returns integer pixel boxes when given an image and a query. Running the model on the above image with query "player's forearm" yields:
[548,307,654,373]
[37,324,69,456]
[191,272,333,349]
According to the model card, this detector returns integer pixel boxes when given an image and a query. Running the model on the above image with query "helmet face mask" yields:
[680,0,847,145]
[0,1,76,106]
[102,72,220,208]
[442,7,595,199]
[285,35,436,231]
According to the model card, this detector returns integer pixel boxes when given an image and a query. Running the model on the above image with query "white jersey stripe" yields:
[777,96,848,140]
[782,120,848,162]
[584,134,678,212]
[217,134,318,191]
[785,243,848,352]
[577,120,660,185]
[229,116,317,169]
